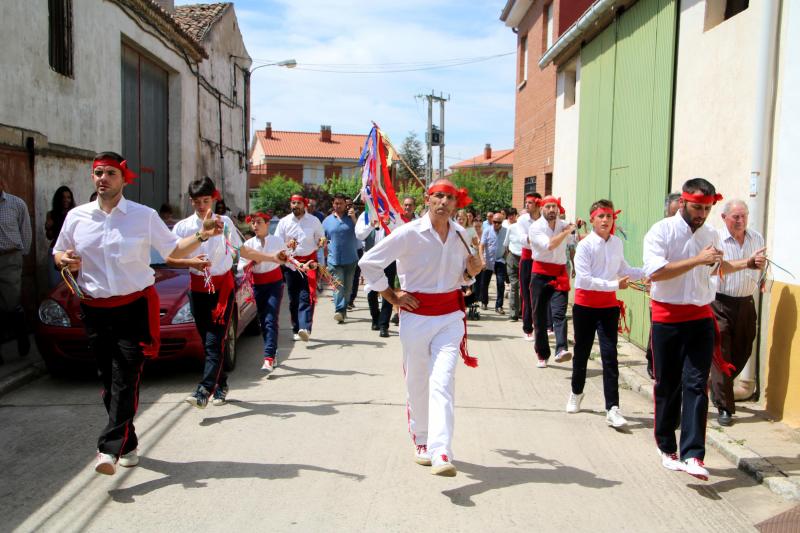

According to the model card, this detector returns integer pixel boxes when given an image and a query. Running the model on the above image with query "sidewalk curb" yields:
[0,362,46,399]
[619,364,800,501]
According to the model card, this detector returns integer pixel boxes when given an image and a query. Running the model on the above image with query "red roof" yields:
[254,129,366,161]
[173,3,230,43]
[450,148,514,169]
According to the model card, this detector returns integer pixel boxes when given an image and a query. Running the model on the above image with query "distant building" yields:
[450,145,513,178]
[249,123,366,194]
[0,0,251,299]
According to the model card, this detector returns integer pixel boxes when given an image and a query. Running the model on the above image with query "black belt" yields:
[715,292,754,303]
[0,249,21,256]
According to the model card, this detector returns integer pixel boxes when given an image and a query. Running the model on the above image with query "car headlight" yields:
[38,299,71,327]
[171,302,194,324]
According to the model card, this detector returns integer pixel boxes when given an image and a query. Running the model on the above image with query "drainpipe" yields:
[737,0,781,401]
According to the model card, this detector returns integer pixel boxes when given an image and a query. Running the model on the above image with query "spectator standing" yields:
[45,186,76,288]
[0,178,32,363]
[354,210,399,337]
[711,199,765,426]
[322,194,359,324]
[504,208,524,321]
[479,213,508,314]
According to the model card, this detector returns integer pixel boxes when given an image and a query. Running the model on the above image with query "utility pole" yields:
[417,91,450,185]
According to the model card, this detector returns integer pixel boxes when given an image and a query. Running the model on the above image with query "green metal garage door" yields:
[576,0,677,348]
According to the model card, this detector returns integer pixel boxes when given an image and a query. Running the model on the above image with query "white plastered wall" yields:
[553,55,581,219]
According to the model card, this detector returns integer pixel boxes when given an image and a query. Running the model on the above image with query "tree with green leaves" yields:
[396,131,425,183]
[322,175,361,200]
[450,171,512,215]
[251,175,302,213]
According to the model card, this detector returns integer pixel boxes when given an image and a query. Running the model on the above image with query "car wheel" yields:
[223,313,237,371]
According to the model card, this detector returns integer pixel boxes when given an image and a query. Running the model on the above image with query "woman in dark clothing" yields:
[45,186,76,287]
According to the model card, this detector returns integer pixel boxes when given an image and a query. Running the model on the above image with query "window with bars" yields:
[48,0,73,77]
[524,176,537,196]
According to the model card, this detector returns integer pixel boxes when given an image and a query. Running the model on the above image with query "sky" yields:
[177,0,517,165]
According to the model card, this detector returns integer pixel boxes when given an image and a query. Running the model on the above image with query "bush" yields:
[450,171,512,216]
[322,175,361,201]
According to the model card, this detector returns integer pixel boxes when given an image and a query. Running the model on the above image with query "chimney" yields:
[320,125,332,142]
[484,143,492,160]
[152,0,175,13]
[265,122,272,139]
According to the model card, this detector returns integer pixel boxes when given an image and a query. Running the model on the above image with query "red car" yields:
[36,263,258,375]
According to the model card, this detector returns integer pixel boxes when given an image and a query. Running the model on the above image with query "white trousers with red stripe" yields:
[399,309,463,461]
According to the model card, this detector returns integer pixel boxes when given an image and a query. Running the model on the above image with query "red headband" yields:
[590,207,622,235]
[540,195,565,215]
[290,194,309,207]
[681,191,723,205]
[212,190,222,201]
[92,159,138,184]
[427,183,472,208]
[246,212,271,224]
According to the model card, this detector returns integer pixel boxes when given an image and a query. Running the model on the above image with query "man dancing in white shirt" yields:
[359,179,483,477]
[54,152,226,474]
[567,199,645,427]
[528,196,573,367]
[644,178,765,480]
[275,194,324,342]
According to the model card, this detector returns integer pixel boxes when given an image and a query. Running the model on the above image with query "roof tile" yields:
[254,130,367,161]
[173,3,230,42]
[450,148,514,169]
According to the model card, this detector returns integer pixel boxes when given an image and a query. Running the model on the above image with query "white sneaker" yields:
[298,329,310,342]
[566,392,584,413]
[606,406,627,428]
[414,444,432,466]
[430,453,457,477]
[95,452,116,475]
[333,312,344,323]
[536,358,547,368]
[523,333,534,342]
[292,333,300,341]
[554,349,572,363]
[683,458,709,480]
[261,357,274,373]
[119,449,139,468]
[659,449,684,471]
[547,329,555,337]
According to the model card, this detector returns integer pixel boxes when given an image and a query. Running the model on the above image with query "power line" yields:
[249,52,514,74]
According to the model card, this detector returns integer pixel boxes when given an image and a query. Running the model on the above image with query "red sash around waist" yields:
[532,261,570,292]
[651,300,734,377]
[190,271,235,325]
[404,290,478,368]
[521,248,533,261]
[82,285,161,358]
[574,289,617,308]
[293,252,319,305]
[252,268,283,285]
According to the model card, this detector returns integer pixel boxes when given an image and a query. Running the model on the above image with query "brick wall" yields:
[510,1,558,209]
[558,0,594,38]
[248,163,304,188]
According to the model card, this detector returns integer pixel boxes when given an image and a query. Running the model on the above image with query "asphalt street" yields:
[0,289,794,532]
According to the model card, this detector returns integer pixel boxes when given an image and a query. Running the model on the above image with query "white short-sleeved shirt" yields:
[643,213,721,305]
[516,213,535,251]
[53,197,179,298]
[172,213,241,276]
[275,213,324,257]
[574,231,645,292]
[529,216,569,264]
[358,214,473,294]
[239,234,284,274]
[505,221,526,257]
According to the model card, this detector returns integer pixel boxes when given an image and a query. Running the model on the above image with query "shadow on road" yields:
[199,399,345,426]
[304,339,387,350]
[442,449,621,507]
[268,364,380,380]
[108,457,365,503]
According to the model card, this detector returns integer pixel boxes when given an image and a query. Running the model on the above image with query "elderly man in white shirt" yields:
[54,152,227,475]
[275,194,325,342]
[710,199,766,427]
[528,196,573,367]
[504,208,524,321]
[359,179,483,477]
[644,178,765,481]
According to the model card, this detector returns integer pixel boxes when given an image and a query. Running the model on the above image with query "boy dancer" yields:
[241,212,287,374]
[171,178,285,408]
[567,200,645,427]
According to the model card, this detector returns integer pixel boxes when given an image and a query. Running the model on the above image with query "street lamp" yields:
[250,58,297,74]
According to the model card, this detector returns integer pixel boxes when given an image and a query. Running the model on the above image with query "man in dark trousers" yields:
[644,178,765,481]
